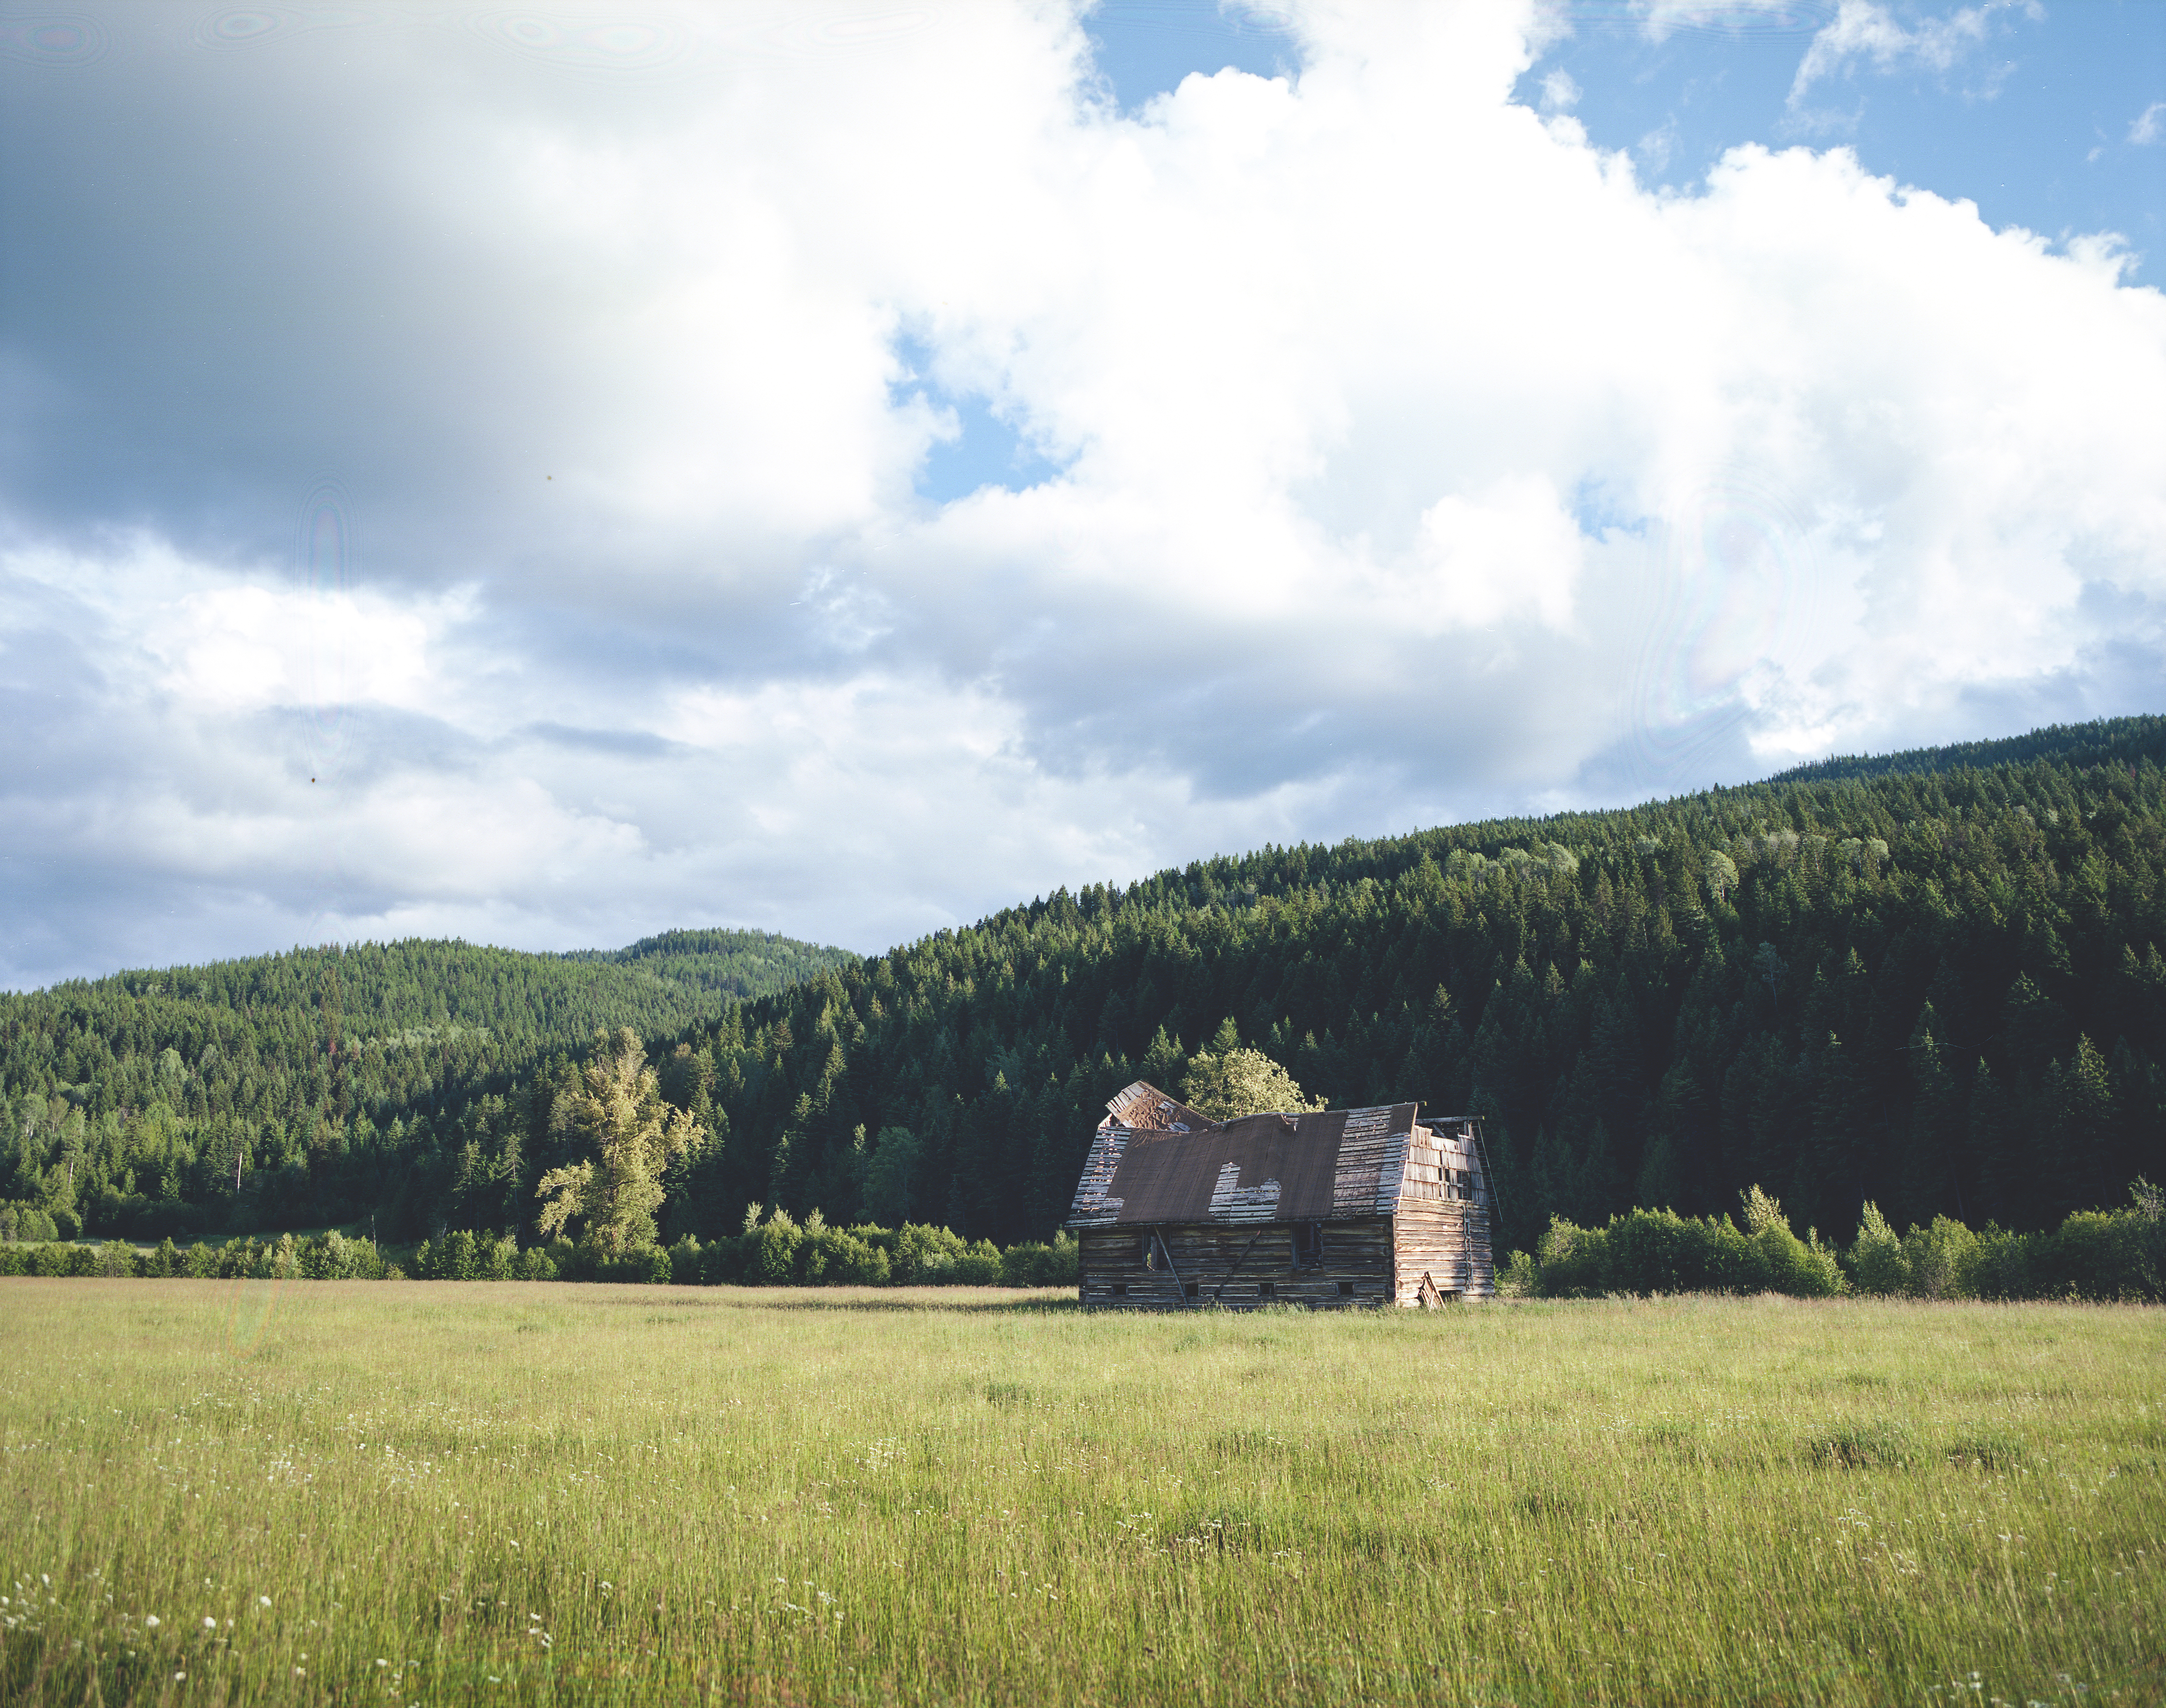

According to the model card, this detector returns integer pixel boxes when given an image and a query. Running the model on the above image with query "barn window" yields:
[1292,1222,1322,1268]
[1259,1281,1276,1299]
[1141,1233,1156,1269]
[1111,1283,1128,1297]
[1337,1280,1354,1297]
[1183,1282,1199,1300]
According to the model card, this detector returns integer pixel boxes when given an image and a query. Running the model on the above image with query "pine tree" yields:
[1897,1006,1962,1228]
[2041,1036,2114,1216]
[1969,1059,2022,1226]
[1805,1033,1866,1235]
[1636,1063,1704,1212]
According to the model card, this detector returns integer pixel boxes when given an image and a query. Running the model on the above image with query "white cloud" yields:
[2,0,2163,985]
[2132,102,2166,147]
[1637,118,1679,175]
[1410,476,1587,632]
[1789,0,2034,108]
[152,581,453,722]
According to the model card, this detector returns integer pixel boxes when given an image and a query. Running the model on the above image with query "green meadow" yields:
[1,1283,2158,1706]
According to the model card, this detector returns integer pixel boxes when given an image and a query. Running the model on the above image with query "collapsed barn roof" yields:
[1067,1081,1458,1228]
[1099,1079,1216,1133]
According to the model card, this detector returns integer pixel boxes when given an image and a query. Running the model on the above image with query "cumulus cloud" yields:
[1,0,2162,986]
[2132,102,2165,147]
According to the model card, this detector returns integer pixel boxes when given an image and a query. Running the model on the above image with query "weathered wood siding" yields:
[1391,1127,1493,1301]
[1079,1220,1394,1311]
[1392,1201,1480,1303]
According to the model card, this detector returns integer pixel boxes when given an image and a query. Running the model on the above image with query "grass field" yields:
[0,1283,2159,1706]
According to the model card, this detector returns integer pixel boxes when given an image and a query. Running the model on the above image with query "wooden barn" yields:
[1066,1080,1495,1309]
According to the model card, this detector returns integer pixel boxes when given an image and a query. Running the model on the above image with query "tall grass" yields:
[1,1284,2158,1705]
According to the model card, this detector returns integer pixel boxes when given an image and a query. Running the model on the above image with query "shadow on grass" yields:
[556,1284,1086,1315]
[707,1294,1086,1315]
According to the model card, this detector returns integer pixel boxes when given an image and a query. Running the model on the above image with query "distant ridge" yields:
[1767,713,2166,785]
[554,928,861,999]
[44,928,856,1023]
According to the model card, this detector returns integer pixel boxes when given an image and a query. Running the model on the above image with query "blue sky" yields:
[1531,2,2165,271]
[1090,3,2164,259]
[924,1,2165,502]
[1,1,2161,986]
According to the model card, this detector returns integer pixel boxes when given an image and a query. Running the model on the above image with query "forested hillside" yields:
[651,717,2166,1257]
[1769,715,2166,785]
[0,930,853,1241]
[3,718,2163,1258]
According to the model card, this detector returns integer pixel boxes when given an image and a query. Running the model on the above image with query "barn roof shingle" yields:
[1066,1083,1427,1228]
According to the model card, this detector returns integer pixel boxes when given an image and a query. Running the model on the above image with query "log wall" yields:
[1079,1219,1394,1311]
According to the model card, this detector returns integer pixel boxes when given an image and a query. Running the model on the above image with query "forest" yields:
[3,715,2163,1264]
[0,929,852,1242]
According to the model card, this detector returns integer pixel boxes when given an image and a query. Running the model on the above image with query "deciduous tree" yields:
[535,1028,705,1256]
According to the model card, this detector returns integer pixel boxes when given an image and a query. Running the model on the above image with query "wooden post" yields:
[1153,1228,1188,1308]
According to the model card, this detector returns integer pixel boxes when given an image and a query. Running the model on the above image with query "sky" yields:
[1,0,2162,989]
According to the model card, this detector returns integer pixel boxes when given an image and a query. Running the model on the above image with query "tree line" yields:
[0,1214,1081,1290]
[1521,1180,2161,1302]
[2,1185,2150,1304]
[2,716,2163,1262]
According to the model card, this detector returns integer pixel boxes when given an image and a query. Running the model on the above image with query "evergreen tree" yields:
[2041,1036,2115,1218]
[1897,1006,1963,1228]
